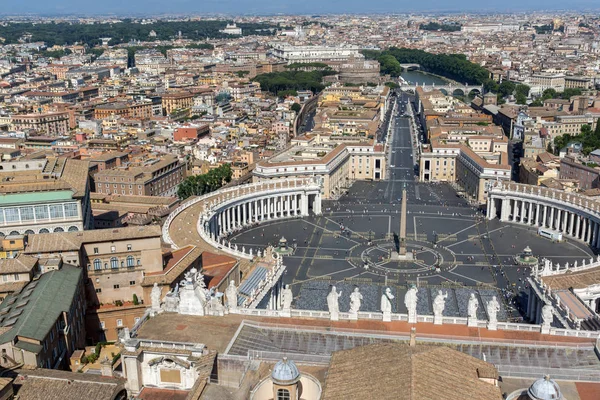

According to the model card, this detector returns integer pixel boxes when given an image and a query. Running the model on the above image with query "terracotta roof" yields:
[322,343,502,400]
[0,254,38,274]
[142,245,201,286]
[25,225,161,254]
[542,266,600,290]
[13,368,125,400]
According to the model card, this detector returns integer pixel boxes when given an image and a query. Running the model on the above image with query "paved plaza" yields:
[229,112,594,322]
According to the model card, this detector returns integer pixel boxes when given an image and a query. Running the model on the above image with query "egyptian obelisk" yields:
[399,188,407,255]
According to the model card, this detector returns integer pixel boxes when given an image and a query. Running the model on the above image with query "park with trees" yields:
[177,164,233,200]
[252,65,336,97]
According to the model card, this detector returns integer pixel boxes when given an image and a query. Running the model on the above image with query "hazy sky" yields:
[2,0,599,15]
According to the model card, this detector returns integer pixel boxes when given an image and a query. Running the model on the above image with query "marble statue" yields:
[225,280,238,311]
[433,290,448,325]
[281,284,293,311]
[327,286,342,320]
[381,287,394,320]
[486,296,501,330]
[467,293,478,322]
[404,285,418,324]
[163,286,180,313]
[541,304,553,331]
[349,288,363,314]
[151,283,162,312]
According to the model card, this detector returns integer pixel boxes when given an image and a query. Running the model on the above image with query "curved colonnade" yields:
[487,181,600,248]
[164,177,323,260]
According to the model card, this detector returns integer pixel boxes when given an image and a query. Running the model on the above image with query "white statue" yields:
[433,290,448,324]
[467,293,478,327]
[281,284,293,311]
[225,280,238,311]
[404,285,418,323]
[151,283,162,311]
[381,287,394,314]
[349,288,363,314]
[327,286,342,316]
[541,304,553,331]
[486,296,500,330]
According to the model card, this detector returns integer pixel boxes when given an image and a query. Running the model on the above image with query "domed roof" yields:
[272,357,300,385]
[527,375,562,400]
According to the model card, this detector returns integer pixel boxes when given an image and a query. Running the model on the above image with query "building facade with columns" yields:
[252,143,385,199]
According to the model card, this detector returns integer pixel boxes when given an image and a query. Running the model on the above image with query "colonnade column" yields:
[520,201,526,223]
[512,200,518,222]
[576,215,581,239]
[549,207,555,229]
[583,219,589,243]
[528,202,534,225]
[542,205,548,228]
[569,212,575,236]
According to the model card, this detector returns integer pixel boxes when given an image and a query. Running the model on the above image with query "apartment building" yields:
[559,154,600,190]
[0,158,93,236]
[94,155,184,197]
[0,254,39,301]
[0,264,86,370]
[10,112,70,135]
[161,92,194,115]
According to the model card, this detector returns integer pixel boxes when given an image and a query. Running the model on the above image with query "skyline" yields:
[2,0,600,16]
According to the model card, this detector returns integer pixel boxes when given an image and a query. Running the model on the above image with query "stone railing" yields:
[537,255,600,277]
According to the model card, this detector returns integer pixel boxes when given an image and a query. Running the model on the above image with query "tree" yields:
[498,81,516,98]
[483,79,499,94]
[541,88,557,100]
[529,99,544,107]
[132,294,139,305]
[516,93,527,105]
[378,54,402,77]
[595,118,600,136]
[561,88,582,99]
[515,84,530,97]
[385,81,400,89]
[291,103,302,113]
[177,164,233,200]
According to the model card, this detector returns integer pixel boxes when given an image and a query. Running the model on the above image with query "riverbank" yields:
[400,70,460,86]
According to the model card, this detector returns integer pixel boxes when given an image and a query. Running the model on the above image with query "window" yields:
[137,259,141,266]
[93,247,99,254]
[13,274,19,281]
[95,288,102,293]
[127,244,132,251]
[100,321,105,329]
[49,205,64,219]
[116,319,123,327]
[110,246,116,253]
[4,208,19,223]
[64,203,78,218]
[113,284,120,289]
[127,256,135,268]
[108,257,118,270]
[20,206,34,221]
[277,389,290,400]
[129,280,135,286]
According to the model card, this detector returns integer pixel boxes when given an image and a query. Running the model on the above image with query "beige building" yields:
[10,112,70,135]
[162,92,194,116]
[94,155,185,197]
[253,140,386,199]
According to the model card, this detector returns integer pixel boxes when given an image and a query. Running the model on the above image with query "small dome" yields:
[528,375,562,400]
[272,357,300,385]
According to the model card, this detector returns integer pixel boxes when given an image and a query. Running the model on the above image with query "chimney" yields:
[409,327,417,347]
[100,356,113,377]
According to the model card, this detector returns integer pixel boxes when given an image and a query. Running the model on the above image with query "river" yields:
[400,70,448,86]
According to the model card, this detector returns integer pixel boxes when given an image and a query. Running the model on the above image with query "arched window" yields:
[39,228,49,234]
[53,227,64,233]
[277,389,290,400]
[110,257,119,269]
[68,226,79,232]
[127,256,135,267]
[94,259,101,270]
[24,230,34,235]
[137,259,141,266]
